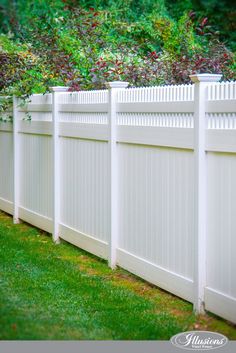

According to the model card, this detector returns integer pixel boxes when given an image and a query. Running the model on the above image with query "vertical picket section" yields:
[13,96,20,224]
[50,86,68,243]
[106,81,129,269]
[190,74,222,313]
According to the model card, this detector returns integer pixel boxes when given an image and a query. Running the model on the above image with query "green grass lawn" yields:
[0,211,235,340]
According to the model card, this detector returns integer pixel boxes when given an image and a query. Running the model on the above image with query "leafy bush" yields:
[0,0,235,97]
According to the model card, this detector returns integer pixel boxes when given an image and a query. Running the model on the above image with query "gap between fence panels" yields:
[0,74,235,324]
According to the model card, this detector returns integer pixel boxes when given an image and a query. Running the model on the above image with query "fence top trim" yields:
[106,81,129,89]
[190,73,222,83]
[50,86,69,92]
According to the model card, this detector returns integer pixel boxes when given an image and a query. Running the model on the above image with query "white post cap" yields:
[190,73,222,83]
[50,86,69,92]
[106,81,129,89]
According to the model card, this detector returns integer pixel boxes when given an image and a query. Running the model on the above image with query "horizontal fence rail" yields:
[0,75,236,324]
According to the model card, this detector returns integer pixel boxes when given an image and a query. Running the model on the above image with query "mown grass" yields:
[0,211,235,340]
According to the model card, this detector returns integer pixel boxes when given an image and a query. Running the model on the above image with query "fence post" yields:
[13,96,19,224]
[106,81,129,269]
[190,73,222,313]
[50,86,68,243]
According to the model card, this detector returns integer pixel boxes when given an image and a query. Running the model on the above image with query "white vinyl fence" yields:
[0,74,236,324]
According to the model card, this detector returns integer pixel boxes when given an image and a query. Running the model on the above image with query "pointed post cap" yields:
[106,81,129,89]
[49,86,69,92]
[190,73,222,83]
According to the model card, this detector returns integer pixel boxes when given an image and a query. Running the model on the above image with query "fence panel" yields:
[58,91,109,259]
[0,125,13,214]
[116,84,195,302]
[205,82,236,323]
[17,94,53,232]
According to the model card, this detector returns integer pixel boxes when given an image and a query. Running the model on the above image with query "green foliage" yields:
[0,0,235,96]
[152,14,201,55]
[165,0,235,51]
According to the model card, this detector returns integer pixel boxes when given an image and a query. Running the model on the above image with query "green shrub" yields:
[0,0,235,96]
